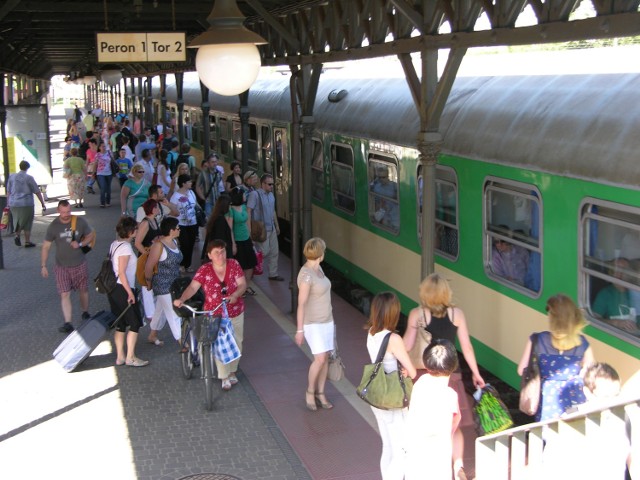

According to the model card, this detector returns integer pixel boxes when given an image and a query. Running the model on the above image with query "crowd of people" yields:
[10,105,635,479]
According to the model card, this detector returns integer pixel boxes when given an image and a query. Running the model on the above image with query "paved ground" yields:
[0,109,309,480]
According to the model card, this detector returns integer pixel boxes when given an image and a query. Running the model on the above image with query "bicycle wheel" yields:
[202,343,215,411]
[180,319,194,379]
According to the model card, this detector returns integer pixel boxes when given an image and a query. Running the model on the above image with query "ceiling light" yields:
[189,0,267,96]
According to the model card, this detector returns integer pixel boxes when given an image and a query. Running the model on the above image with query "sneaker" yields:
[58,323,74,333]
[221,378,232,391]
[14,236,21,246]
[229,373,238,385]
[81,311,91,321]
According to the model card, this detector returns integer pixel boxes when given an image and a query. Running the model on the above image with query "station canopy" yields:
[1,0,640,80]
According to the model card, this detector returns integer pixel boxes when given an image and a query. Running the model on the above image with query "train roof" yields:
[160,71,640,188]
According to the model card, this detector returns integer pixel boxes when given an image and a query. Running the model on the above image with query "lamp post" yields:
[189,0,266,96]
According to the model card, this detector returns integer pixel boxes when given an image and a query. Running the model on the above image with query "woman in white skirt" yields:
[295,237,335,411]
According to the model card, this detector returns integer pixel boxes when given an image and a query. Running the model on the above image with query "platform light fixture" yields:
[189,0,266,96]
[101,68,122,87]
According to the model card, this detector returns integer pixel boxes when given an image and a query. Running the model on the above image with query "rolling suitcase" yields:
[53,307,129,372]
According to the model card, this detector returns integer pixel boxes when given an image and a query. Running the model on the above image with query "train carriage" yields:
[151,71,640,388]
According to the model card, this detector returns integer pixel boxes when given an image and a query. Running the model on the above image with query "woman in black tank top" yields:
[134,199,161,254]
[403,273,486,480]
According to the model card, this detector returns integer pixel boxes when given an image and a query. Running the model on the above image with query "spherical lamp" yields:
[101,69,122,87]
[189,0,266,96]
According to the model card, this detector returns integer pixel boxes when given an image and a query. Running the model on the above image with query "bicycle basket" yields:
[194,315,221,343]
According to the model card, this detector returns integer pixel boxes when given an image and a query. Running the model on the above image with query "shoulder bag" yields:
[407,308,433,369]
[356,332,413,410]
[71,215,95,253]
[328,328,346,382]
[250,191,267,243]
[519,333,541,416]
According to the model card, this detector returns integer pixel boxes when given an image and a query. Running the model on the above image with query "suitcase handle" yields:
[108,304,133,329]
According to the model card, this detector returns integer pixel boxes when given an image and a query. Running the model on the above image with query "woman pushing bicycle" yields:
[173,239,247,391]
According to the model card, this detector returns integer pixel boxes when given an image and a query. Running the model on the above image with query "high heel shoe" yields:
[315,392,334,410]
[305,390,317,411]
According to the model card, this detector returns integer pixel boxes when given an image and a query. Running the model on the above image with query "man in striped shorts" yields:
[41,200,96,333]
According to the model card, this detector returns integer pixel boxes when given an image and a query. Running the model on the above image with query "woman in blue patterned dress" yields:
[517,294,595,421]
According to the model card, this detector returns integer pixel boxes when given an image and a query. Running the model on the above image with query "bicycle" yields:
[179,301,227,410]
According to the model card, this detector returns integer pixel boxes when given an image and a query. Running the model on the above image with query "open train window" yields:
[368,153,399,234]
[207,114,215,151]
[417,165,459,260]
[311,139,324,202]
[218,117,229,157]
[330,143,355,214]
[579,199,640,341]
[483,178,542,296]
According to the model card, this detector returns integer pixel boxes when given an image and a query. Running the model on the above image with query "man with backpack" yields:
[41,200,96,334]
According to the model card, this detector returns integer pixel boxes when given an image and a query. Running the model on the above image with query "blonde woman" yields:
[403,273,484,480]
[295,237,335,411]
[517,294,594,421]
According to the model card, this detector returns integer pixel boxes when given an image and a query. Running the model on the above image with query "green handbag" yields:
[357,332,413,410]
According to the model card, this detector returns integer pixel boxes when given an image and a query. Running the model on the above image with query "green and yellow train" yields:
[152,71,640,388]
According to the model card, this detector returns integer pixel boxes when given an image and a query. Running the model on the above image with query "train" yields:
[144,69,640,389]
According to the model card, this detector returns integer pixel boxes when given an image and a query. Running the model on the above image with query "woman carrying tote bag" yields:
[366,292,416,480]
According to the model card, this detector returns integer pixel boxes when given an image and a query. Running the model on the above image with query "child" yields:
[583,362,621,402]
[405,339,460,480]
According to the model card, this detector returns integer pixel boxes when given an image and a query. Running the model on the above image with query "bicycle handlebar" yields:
[179,299,228,316]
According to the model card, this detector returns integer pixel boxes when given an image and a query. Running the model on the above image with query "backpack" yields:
[94,243,122,294]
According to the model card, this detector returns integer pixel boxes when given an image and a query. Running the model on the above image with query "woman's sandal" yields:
[148,338,164,346]
[305,390,318,411]
[315,392,334,410]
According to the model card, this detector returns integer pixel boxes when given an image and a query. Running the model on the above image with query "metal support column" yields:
[145,76,153,130]
[301,115,315,244]
[175,72,184,146]
[159,74,167,128]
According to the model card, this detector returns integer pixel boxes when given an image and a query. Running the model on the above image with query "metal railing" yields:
[475,396,640,479]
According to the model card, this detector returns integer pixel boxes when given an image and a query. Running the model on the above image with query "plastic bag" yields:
[473,384,514,436]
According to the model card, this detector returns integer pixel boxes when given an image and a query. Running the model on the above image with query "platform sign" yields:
[97,32,186,63]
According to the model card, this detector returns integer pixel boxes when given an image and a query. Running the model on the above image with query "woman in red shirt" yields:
[174,239,247,391]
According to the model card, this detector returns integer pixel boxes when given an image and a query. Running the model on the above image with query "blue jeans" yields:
[96,174,113,206]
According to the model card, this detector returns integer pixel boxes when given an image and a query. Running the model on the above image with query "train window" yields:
[311,139,324,201]
[248,123,258,170]
[484,179,542,296]
[207,114,216,151]
[417,165,459,260]
[580,200,640,340]
[232,121,242,162]
[368,154,399,234]
[218,117,229,157]
[330,143,355,214]
[261,125,272,173]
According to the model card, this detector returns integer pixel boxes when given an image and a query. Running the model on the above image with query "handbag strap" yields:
[527,333,538,365]
[374,332,392,364]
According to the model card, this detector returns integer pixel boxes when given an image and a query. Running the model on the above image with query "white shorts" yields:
[304,321,335,355]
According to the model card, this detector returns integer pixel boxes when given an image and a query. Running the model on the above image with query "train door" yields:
[261,125,272,175]
[272,127,289,222]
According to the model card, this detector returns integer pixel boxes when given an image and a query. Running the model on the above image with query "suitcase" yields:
[53,309,125,372]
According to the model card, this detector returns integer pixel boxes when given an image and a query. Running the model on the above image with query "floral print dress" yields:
[534,331,589,421]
